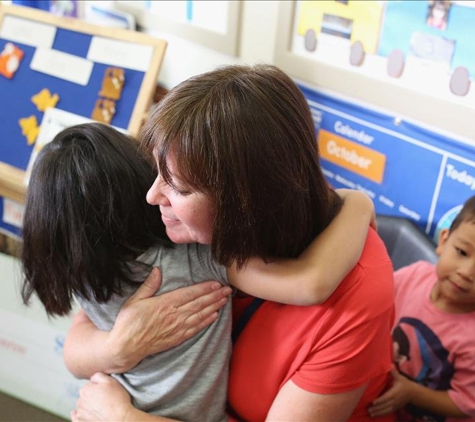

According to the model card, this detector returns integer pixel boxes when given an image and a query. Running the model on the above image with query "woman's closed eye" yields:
[170,183,192,196]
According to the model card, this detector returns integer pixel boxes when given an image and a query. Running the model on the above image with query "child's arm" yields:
[64,309,114,378]
[227,189,374,306]
[368,369,468,418]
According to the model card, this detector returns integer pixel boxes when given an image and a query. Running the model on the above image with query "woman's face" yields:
[146,153,215,244]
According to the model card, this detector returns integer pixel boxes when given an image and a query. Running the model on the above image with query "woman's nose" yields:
[146,176,169,206]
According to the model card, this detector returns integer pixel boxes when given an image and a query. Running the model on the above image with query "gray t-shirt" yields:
[77,243,231,422]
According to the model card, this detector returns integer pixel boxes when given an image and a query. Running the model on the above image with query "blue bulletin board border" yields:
[298,82,475,243]
[0,4,167,204]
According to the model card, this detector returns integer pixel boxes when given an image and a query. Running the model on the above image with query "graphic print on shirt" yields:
[393,317,455,422]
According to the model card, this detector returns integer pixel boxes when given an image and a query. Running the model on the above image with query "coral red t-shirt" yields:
[228,228,395,421]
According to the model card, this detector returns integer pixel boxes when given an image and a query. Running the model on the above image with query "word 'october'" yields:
[326,140,372,169]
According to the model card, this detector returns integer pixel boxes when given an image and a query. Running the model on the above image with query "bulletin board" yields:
[0,4,167,204]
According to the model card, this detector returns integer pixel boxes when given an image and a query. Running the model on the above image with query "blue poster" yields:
[299,83,475,243]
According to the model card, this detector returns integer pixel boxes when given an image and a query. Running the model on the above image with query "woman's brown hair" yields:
[141,64,341,267]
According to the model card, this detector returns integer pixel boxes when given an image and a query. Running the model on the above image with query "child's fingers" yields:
[368,401,393,417]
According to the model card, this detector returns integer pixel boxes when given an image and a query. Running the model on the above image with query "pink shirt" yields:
[394,261,475,421]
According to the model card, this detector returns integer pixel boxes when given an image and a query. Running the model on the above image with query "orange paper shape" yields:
[19,115,40,145]
[0,42,24,79]
[99,67,125,100]
[91,98,116,124]
[31,88,60,112]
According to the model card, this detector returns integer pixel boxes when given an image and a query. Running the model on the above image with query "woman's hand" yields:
[64,268,232,377]
[108,268,233,371]
[71,373,133,422]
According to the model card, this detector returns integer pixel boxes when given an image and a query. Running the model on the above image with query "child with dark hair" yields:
[22,122,375,421]
[369,196,475,421]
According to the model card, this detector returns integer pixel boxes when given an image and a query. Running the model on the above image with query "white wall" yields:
[146,1,281,89]
[0,252,85,418]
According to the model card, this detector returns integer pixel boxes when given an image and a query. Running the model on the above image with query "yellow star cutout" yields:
[31,88,60,112]
[19,115,40,145]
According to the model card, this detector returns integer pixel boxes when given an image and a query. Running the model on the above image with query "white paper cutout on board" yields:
[87,36,153,71]
[0,15,56,48]
[30,48,93,86]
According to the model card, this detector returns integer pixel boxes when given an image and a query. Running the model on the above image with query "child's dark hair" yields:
[21,123,169,317]
[449,195,475,233]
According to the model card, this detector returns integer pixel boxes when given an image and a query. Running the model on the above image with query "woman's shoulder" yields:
[325,229,395,315]
[359,228,393,269]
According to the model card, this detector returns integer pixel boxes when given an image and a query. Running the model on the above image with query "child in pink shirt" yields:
[369,196,475,421]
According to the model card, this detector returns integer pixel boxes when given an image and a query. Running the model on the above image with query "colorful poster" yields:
[379,1,475,77]
[288,1,475,101]
[295,0,384,54]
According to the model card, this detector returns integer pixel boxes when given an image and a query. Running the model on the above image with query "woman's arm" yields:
[228,189,375,306]
[266,379,366,421]
[71,373,170,422]
[64,268,232,378]
[368,369,468,418]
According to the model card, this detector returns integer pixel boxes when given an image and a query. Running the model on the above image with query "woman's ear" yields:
[436,228,450,256]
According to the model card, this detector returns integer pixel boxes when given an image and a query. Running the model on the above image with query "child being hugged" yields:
[21,123,374,421]
[369,196,475,421]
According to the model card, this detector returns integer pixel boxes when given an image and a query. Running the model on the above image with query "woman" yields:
[70,64,395,421]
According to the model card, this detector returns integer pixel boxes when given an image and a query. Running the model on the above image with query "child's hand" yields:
[368,369,413,417]
[335,188,377,230]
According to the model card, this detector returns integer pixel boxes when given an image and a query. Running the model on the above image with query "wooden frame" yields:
[113,1,241,56]
[274,1,475,142]
[0,4,167,203]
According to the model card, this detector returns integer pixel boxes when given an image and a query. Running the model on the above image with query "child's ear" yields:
[436,228,450,256]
